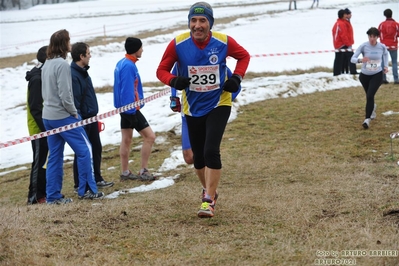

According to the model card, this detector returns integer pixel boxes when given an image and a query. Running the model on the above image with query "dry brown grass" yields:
[0,82,399,265]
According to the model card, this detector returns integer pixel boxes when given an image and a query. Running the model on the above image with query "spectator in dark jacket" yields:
[26,45,48,204]
[71,42,114,192]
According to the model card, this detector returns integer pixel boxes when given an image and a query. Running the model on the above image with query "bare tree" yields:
[32,0,39,6]
[1,0,82,10]
[11,0,20,9]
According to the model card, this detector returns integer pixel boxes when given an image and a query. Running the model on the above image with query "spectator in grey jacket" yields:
[41,29,103,204]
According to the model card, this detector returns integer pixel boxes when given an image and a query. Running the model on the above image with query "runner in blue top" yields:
[170,65,241,165]
[157,2,250,218]
[114,37,156,181]
[351,27,389,129]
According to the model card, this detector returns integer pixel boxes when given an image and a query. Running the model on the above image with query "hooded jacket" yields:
[26,64,46,135]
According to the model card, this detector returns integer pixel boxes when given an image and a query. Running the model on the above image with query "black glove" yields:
[170,76,190,90]
[170,96,181,112]
[222,74,241,93]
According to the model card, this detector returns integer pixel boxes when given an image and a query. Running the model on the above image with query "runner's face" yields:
[135,46,143,58]
[189,16,210,42]
[81,47,91,67]
[368,35,378,45]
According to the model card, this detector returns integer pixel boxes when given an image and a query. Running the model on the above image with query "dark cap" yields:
[37,46,48,64]
[125,37,142,54]
[188,2,214,29]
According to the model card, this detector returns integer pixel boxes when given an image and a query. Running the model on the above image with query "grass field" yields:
[1,2,398,263]
[0,79,398,265]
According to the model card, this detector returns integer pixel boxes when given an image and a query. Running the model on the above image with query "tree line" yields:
[0,0,85,10]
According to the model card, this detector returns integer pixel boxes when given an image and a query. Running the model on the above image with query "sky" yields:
[0,0,398,197]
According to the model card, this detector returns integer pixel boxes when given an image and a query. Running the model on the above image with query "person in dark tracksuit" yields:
[26,46,48,204]
[70,42,114,192]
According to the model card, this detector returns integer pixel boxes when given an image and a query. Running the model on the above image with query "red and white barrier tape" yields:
[250,47,397,58]
[251,50,336,58]
[250,49,350,58]
[0,88,170,149]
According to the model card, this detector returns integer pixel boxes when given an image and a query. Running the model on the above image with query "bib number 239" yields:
[188,65,220,92]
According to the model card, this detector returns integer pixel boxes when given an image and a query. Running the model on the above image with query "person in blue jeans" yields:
[41,29,103,204]
[378,8,399,84]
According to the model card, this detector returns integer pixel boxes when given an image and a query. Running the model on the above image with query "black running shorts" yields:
[120,110,149,132]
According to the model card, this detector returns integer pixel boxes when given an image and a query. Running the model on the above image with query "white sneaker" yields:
[370,104,377,120]
[362,118,371,129]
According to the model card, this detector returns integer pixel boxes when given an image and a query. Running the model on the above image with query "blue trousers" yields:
[73,121,104,189]
[181,115,191,150]
[43,116,97,202]
[382,49,398,82]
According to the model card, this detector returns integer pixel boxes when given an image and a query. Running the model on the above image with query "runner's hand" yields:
[222,74,241,93]
[170,96,181,112]
[170,77,191,90]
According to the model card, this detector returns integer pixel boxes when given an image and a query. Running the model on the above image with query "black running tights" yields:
[359,71,383,119]
[185,106,231,170]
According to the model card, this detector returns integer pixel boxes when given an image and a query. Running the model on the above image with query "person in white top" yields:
[351,27,389,129]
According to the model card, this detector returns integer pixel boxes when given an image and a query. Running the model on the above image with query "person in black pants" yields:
[342,8,358,74]
[332,9,350,76]
[26,46,48,204]
[350,27,389,129]
[156,2,250,218]
[70,42,114,192]
[289,0,297,10]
